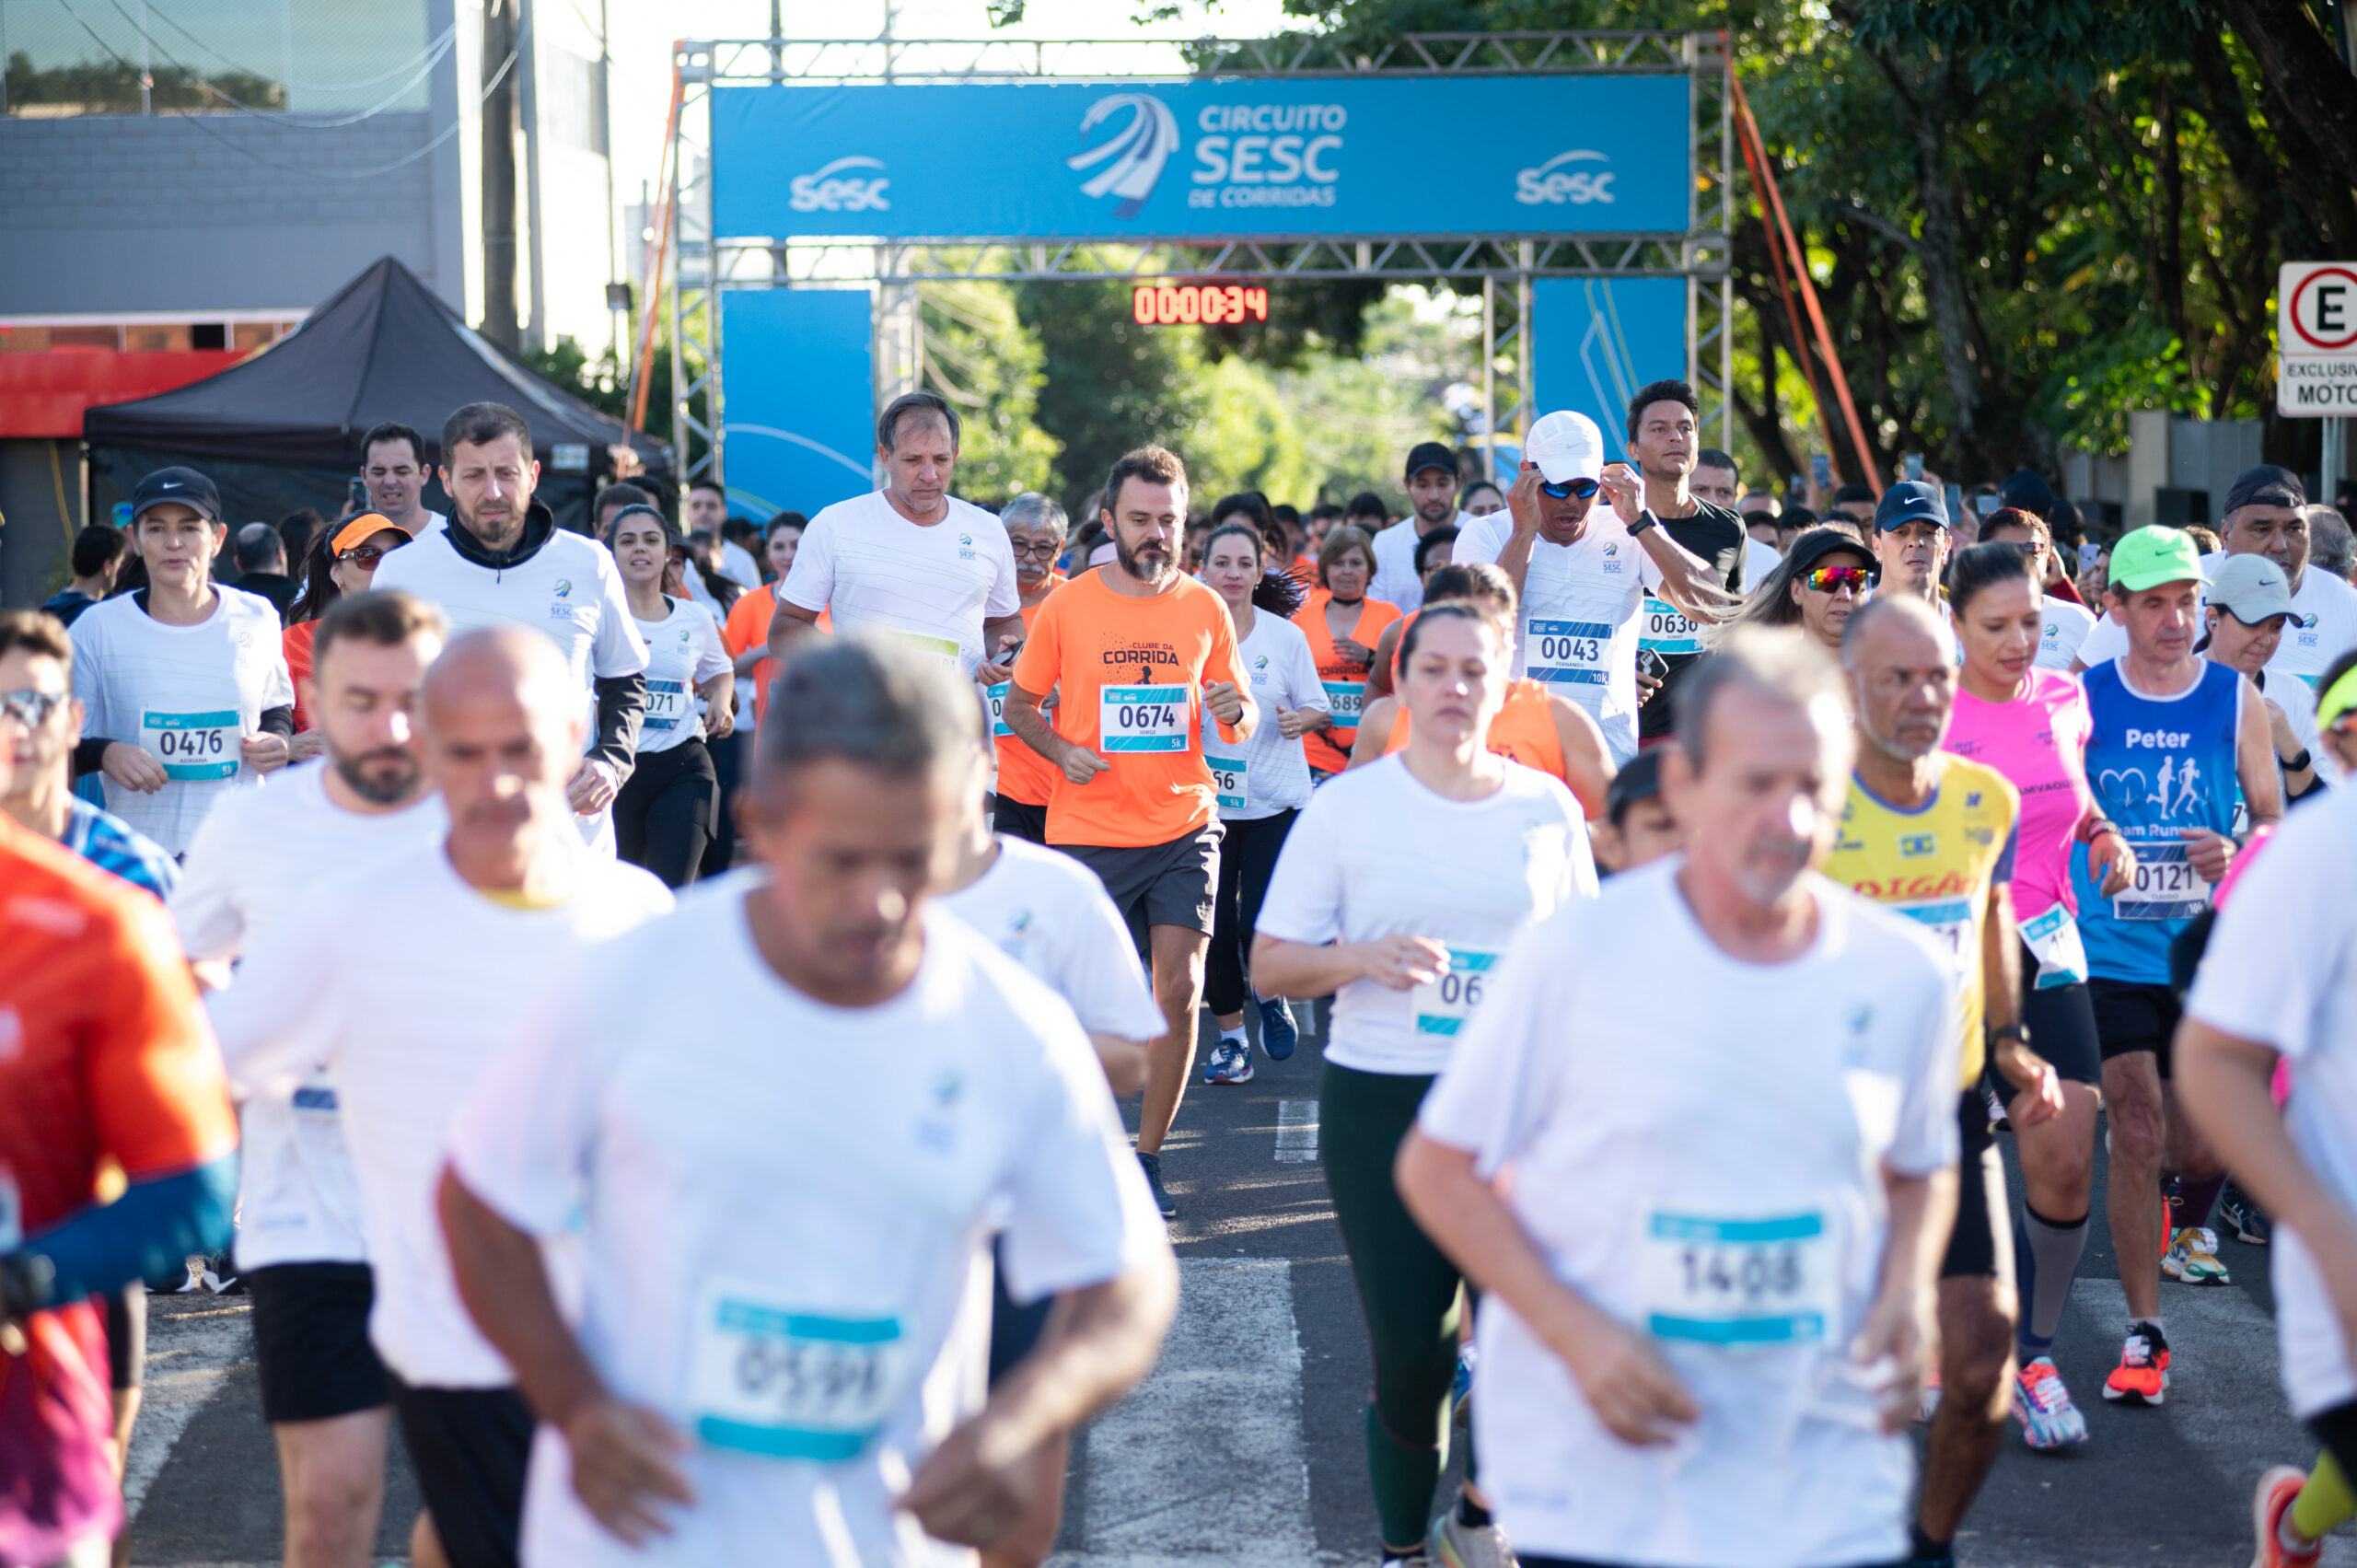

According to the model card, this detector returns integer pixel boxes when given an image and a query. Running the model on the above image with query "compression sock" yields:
[2177,1172,2229,1233]
[2291,1451,2357,1545]
[2016,1202,2091,1355]
[1455,1493,1492,1529]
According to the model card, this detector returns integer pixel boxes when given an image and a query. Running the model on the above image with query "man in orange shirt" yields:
[1006,447,1257,1219]
[987,493,1071,846]
[0,733,239,1568]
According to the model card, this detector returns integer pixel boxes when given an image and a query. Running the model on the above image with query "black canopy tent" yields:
[85,256,669,538]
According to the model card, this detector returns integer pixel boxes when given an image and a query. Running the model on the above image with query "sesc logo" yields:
[1515,149,1616,206]
[790,156,891,214]
[1070,94,1180,217]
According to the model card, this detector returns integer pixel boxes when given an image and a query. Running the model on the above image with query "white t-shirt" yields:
[1201,610,1327,819]
[720,540,762,596]
[2186,787,2357,1419]
[1478,513,1655,765]
[1455,510,1513,568]
[2075,552,2357,684]
[211,840,672,1387]
[780,492,1021,678]
[446,885,1165,1568]
[935,837,1166,1041]
[632,598,733,753]
[70,586,296,855]
[1370,517,1452,616]
[1255,754,1596,1075]
[172,762,448,1272]
[2263,669,2340,788]
[1418,861,1959,1567]
[2033,594,2096,670]
[372,526,649,703]
[1743,534,1782,589]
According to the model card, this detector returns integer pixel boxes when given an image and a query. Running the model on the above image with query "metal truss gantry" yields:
[667,29,1732,489]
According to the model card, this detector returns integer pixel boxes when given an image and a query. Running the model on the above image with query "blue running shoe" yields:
[1258,995,1299,1060]
[1204,1040,1253,1085]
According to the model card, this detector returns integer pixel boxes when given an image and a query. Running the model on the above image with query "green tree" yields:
[920,280,1060,500]
[1016,273,1215,517]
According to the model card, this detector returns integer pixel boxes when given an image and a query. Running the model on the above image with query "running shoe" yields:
[1136,1149,1178,1219]
[1451,1342,1477,1428]
[2165,1225,2233,1285]
[2251,1465,2323,1568]
[1428,1508,1514,1568]
[2221,1181,2272,1246]
[1258,995,1299,1061]
[2102,1321,2171,1405]
[2012,1356,2090,1450]
[1918,1359,1942,1421]
[1203,1040,1253,1085]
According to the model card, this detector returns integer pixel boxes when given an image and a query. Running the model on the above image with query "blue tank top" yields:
[2071,658,2243,985]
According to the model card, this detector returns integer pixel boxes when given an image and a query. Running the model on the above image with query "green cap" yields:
[2107,526,2209,593]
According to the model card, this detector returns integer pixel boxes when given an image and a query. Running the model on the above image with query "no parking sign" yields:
[2278,261,2357,415]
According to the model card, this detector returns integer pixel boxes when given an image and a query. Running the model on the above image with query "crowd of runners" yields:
[3,375,2356,1568]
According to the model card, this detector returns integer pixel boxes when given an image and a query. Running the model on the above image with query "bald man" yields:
[212,627,674,1568]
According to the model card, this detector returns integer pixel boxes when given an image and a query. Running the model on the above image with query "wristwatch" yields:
[1629,508,1660,539]
[1988,1023,2031,1050]
[2285,748,2313,773]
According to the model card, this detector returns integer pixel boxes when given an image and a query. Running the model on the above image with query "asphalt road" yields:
[125,1001,2344,1567]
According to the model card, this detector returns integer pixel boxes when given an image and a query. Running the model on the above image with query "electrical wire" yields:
[92,0,453,128]
[137,3,459,94]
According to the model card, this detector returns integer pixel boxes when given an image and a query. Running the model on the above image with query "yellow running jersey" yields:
[1823,755,2019,1087]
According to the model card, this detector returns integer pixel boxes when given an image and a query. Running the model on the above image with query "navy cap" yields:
[128,466,222,525]
[2223,464,2305,515]
[1606,749,1664,827]
[1404,441,1458,482]
[1996,469,2054,518]
[1874,480,1947,532]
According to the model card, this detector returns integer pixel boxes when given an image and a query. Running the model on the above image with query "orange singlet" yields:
[1296,587,1401,773]
[1383,679,1568,785]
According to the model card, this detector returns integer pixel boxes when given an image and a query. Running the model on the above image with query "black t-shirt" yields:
[1637,498,1746,741]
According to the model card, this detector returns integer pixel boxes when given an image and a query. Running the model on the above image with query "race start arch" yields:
[665,31,1732,517]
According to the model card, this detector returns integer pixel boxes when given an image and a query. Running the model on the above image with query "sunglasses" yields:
[0,689,69,727]
[1802,564,1879,593]
[1998,540,2048,559]
[337,543,401,565]
[1539,477,1601,500]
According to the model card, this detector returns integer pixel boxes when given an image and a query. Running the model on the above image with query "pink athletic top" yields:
[1945,668,2094,919]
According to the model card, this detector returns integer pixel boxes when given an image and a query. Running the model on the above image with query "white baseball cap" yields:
[1525,410,1605,485]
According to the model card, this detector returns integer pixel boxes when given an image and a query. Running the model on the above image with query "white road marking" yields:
[124,1299,253,1518]
[1051,1258,1315,1567]
[1275,1099,1319,1164]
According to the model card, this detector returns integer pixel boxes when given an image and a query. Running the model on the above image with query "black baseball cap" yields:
[1404,441,1457,481]
[2223,464,2305,515]
[1606,749,1664,827]
[129,466,223,525]
[1995,469,2055,518]
[1782,525,1877,579]
[1873,480,1947,532]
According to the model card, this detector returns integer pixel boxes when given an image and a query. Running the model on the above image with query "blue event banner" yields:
[711,75,1691,240]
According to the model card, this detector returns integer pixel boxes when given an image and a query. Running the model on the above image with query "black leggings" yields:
[614,739,719,889]
[1204,808,1296,1016]
[700,728,744,879]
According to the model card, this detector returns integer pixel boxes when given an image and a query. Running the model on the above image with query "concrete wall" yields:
[0,110,463,316]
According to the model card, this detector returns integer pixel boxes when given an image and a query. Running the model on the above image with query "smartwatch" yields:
[1629,508,1660,539]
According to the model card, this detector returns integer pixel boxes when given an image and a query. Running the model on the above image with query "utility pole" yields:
[481,0,521,353]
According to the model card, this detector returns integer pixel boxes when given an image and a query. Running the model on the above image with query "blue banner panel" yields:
[713,75,1690,240]
[1531,277,1687,464]
[717,288,877,517]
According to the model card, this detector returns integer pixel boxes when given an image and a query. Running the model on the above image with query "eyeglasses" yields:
[337,544,400,565]
[1998,540,2047,559]
[1009,540,1062,560]
[0,689,68,727]
[1539,477,1601,500]
[1801,565,1878,593]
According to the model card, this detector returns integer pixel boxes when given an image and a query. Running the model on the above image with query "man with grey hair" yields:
[2308,504,2357,586]
[1827,594,2064,1567]
[989,492,1073,844]
[1398,626,1961,1568]
[213,627,674,1568]
[437,636,1175,1568]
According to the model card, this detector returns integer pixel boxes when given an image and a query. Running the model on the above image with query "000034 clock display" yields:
[1132,284,1271,326]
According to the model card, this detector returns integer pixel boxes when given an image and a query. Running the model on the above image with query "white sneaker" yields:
[1429,1508,1515,1568]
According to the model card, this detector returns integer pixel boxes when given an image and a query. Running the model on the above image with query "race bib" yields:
[143,710,240,781]
[2112,843,2213,921]
[1642,1210,1835,1347]
[2018,901,2088,989]
[1100,684,1189,754]
[687,1281,910,1462]
[1322,679,1365,727]
[1411,947,1498,1037]
[1206,755,1248,812]
[644,679,687,732]
[1889,896,1974,978]
[1526,618,1611,688]
[1638,595,1702,656]
[885,628,963,668]
[985,682,1013,738]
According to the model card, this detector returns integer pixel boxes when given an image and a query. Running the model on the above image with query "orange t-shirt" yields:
[990,575,1066,809]
[283,620,318,729]
[722,586,780,725]
[0,820,238,1561]
[1010,569,1245,848]
[1295,588,1402,774]
[1383,679,1567,785]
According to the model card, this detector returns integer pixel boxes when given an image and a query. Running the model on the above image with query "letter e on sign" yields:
[2277,262,2357,417]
